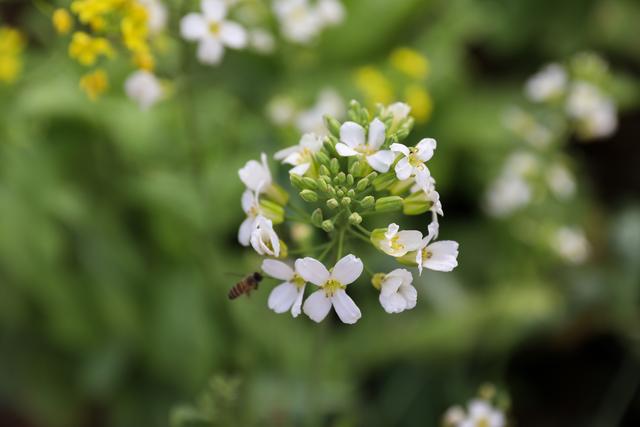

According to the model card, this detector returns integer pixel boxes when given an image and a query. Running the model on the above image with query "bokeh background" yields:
[1,0,640,426]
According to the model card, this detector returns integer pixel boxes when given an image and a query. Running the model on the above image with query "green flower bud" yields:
[329,158,340,175]
[372,172,397,191]
[360,195,375,209]
[356,178,369,192]
[336,189,344,198]
[341,197,351,207]
[334,171,346,184]
[346,174,354,186]
[266,183,289,206]
[259,199,285,224]
[403,191,434,215]
[347,189,356,198]
[375,196,404,212]
[348,212,362,225]
[317,178,329,193]
[389,178,413,195]
[302,177,318,190]
[326,198,339,209]
[319,165,331,177]
[349,161,364,177]
[324,137,339,157]
[371,273,386,290]
[311,208,324,226]
[300,189,319,203]
[315,151,331,167]
[324,115,342,138]
[395,117,414,141]
[365,171,378,181]
[290,173,305,189]
[321,219,334,232]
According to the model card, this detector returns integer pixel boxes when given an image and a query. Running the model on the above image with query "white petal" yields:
[303,290,332,322]
[291,285,305,317]
[201,0,226,21]
[180,13,208,40]
[289,163,311,176]
[220,21,247,48]
[331,254,363,285]
[331,290,361,324]
[197,37,224,64]
[379,292,407,313]
[384,223,399,240]
[398,230,423,251]
[241,189,254,213]
[399,284,417,310]
[274,145,299,161]
[268,282,298,313]
[295,257,330,286]
[261,259,293,280]
[366,150,395,173]
[237,217,253,246]
[335,142,359,157]
[300,133,323,151]
[339,121,365,147]
[424,240,459,272]
[416,138,436,161]
[390,143,410,156]
[367,118,386,149]
[380,276,403,296]
[238,157,271,192]
[394,157,413,180]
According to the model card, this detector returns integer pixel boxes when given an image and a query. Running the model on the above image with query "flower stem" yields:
[336,228,345,261]
[354,223,371,236]
[317,239,336,262]
[347,228,371,245]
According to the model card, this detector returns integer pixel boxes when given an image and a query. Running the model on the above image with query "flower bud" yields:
[347,189,356,198]
[348,212,362,225]
[326,198,339,209]
[349,161,364,177]
[336,189,344,197]
[314,151,331,167]
[360,195,375,209]
[319,165,331,177]
[321,219,334,232]
[299,189,318,203]
[259,199,285,224]
[365,171,378,181]
[329,158,340,175]
[334,171,346,184]
[289,173,305,189]
[389,178,413,195]
[402,191,434,215]
[311,208,324,226]
[371,273,386,290]
[341,197,351,206]
[356,178,369,192]
[346,174,354,186]
[266,183,289,206]
[302,177,318,190]
[375,196,404,212]
[317,178,329,193]
[324,115,342,138]
[323,136,339,157]
[372,172,396,191]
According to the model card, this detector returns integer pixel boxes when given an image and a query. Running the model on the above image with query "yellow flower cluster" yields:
[54,0,158,99]
[354,47,433,123]
[0,27,25,84]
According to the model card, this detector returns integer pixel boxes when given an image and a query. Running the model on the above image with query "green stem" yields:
[347,228,371,245]
[354,223,371,236]
[336,228,345,261]
[317,240,336,262]
[285,214,312,224]
[288,241,332,255]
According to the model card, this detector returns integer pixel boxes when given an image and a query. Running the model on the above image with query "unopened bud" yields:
[290,173,305,189]
[315,151,331,167]
[326,198,339,209]
[341,197,351,207]
[360,195,375,209]
[299,189,318,203]
[329,158,340,175]
[347,189,356,198]
[372,172,397,191]
[259,199,285,224]
[266,183,289,206]
[311,208,323,227]
[317,178,329,193]
[319,165,331,176]
[336,189,344,198]
[348,212,362,225]
[334,171,346,184]
[302,177,318,190]
[356,178,369,192]
[323,136,339,157]
[375,196,403,212]
[346,174,354,186]
[402,191,434,215]
[324,116,342,138]
[349,161,363,177]
[321,219,334,232]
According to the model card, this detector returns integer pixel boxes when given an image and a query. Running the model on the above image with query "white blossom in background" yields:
[138,0,168,34]
[273,0,345,44]
[546,162,576,199]
[238,153,272,193]
[274,133,324,175]
[250,215,280,257]
[124,70,163,110]
[416,232,459,275]
[238,188,264,246]
[298,254,363,324]
[566,81,617,138]
[525,63,567,102]
[296,89,345,135]
[336,119,395,173]
[503,107,553,148]
[378,268,417,314]
[180,0,248,65]
[379,223,422,257]
[551,226,590,264]
[391,138,437,189]
[262,259,307,316]
[249,28,276,54]
[316,0,345,25]
[456,399,506,427]
[267,96,297,125]
[443,406,466,426]
[485,176,532,218]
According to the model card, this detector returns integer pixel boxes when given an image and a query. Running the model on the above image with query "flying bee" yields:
[228,272,263,299]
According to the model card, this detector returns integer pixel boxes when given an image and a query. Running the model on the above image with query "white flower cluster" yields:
[236,100,459,323]
[443,398,506,427]
[273,0,345,44]
[268,88,346,135]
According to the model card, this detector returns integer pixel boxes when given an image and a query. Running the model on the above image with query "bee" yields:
[228,272,263,299]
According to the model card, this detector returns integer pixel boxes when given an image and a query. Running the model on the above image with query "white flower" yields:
[238,189,261,246]
[250,215,280,257]
[249,28,276,54]
[551,227,589,264]
[380,223,423,257]
[458,399,505,427]
[391,138,437,187]
[416,233,459,275]
[546,162,575,199]
[410,175,443,232]
[180,0,247,65]
[385,102,411,122]
[297,254,363,324]
[262,259,307,317]
[138,0,168,34]
[238,153,272,193]
[378,268,417,314]
[566,81,617,138]
[336,119,395,173]
[267,96,297,125]
[443,406,466,426]
[525,63,567,102]
[295,89,345,135]
[502,107,552,148]
[316,0,345,26]
[274,133,323,175]
[124,70,163,110]
[274,0,322,44]
[485,176,531,217]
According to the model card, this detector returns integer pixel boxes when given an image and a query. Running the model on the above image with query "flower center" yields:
[292,273,305,288]
[322,278,345,297]
[476,418,490,427]
[421,249,433,262]
[408,147,424,167]
[389,236,405,251]
[354,144,376,156]
[209,22,221,35]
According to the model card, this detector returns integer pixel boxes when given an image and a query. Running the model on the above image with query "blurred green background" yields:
[1,0,640,426]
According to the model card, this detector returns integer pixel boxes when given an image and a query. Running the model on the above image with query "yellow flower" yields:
[390,47,430,80]
[52,9,73,34]
[79,68,108,100]
[0,27,25,83]
[69,32,114,66]
[133,50,155,70]
[404,84,433,123]
[355,66,394,106]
